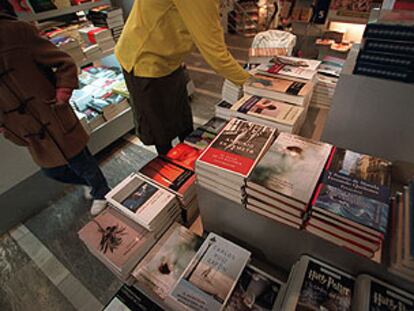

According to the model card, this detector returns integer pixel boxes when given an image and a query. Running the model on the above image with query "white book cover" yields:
[257,57,321,81]
[170,233,251,311]
[105,173,176,231]
[248,133,332,204]
[132,223,203,299]
[232,95,303,126]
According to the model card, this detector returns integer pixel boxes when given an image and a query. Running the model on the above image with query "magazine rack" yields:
[197,184,414,293]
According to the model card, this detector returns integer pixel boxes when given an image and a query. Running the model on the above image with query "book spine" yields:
[364,24,414,42]
[354,62,414,82]
[362,39,414,57]
[358,51,414,69]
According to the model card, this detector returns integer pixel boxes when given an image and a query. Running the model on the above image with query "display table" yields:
[196,184,413,293]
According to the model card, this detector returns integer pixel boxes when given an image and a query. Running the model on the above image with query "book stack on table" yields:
[88,5,124,42]
[196,118,276,203]
[222,79,244,104]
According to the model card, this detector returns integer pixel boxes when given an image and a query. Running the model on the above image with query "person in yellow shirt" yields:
[115,0,250,155]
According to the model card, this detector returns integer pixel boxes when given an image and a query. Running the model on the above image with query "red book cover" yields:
[139,157,195,198]
[198,119,275,177]
[165,143,201,171]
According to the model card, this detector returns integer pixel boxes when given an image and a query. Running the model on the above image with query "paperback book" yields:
[224,265,284,311]
[132,223,203,299]
[281,255,354,310]
[170,233,251,311]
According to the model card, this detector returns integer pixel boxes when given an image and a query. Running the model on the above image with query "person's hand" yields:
[55,88,73,106]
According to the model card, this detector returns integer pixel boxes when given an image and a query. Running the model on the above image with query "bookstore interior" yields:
[1,0,414,310]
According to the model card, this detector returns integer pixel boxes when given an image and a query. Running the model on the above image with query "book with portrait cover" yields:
[197,118,276,177]
[247,133,332,209]
[78,209,153,274]
[282,255,355,310]
[232,95,304,127]
[105,173,177,231]
[224,264,284,311]
[169,233,251,311]
[312,147,391,235]
[132,223,203,300]
[353,274,414,311]
[244,75,313,106]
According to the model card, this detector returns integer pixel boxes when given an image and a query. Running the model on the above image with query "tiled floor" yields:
[0,34,328,310]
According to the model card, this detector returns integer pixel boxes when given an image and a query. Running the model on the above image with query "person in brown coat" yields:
[0,6,109,215]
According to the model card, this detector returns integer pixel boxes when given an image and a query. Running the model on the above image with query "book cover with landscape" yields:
[198,119,275,176]
[170,233,251,311]
[133,223,203,299]
[295,260,354,310]
[224,265,283,311]
[249,133,332,204]
[313,147,391,234]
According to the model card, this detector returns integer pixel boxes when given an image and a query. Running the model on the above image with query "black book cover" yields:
[364,23,414,42]
[358,50,414,69]
[297,260,354,310]
[312,0,332,24]
[354,61,414,83]
[362,38,414,56]
[369,280,414,310]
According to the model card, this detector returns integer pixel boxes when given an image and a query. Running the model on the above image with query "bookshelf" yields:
[19,0,111,22]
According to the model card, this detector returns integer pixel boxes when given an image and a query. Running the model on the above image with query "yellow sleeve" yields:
[173,0,250,86]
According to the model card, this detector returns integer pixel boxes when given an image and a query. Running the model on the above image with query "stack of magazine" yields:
[196,118,276,203]
[139,144,199,222]
[245,133,332,229]
[184,117,227,151]
[307,147,392,258]
[78,208,163,281]
[105,173,180,232]
[225,95,305,134]
[390,179,414,280]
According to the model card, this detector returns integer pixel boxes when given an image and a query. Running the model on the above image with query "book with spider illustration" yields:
[169,233,250,311]
[105,173,178,231]
[78,208,156,279]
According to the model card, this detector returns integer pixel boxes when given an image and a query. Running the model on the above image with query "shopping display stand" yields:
[196,184,414,293]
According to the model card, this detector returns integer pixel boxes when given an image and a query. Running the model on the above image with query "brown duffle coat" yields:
[0,13,89,168]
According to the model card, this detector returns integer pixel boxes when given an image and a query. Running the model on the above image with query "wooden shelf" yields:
[18,0,111,22]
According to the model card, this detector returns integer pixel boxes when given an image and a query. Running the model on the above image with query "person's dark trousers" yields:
[42,148,110,200]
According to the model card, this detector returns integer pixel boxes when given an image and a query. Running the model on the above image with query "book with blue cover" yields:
[312,147,391,237]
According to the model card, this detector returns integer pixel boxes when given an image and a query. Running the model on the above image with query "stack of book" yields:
[352,274,414,310]
[81,43,101,61]
[215,100,233,120]
[132,223,204,300]
[225,95,305,134]
[49,35,84,64]
[78,208,162,281]
[168,232,251,311]
[255,56,321,82]
[310,56,345,109]
[245,133,332,229]
[279,255,355,310]
[307,147,392,258]
[354,17,414,82]
[105,173,180,232]
[196,118,276,203]
[389,179,414,280]
[222,79,243,104]
[79,26,116,52]
[184,117,227,150]
[88,5,124,42]
[248,47,287,64]
[244,74,314,108]
[139,144,199,223]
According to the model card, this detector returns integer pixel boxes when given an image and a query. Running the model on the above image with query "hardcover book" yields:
[282,255,354,310]
[105,173,176,231]
[353,274,414,311]
[170,233,251,311]
[313,147,391,234]
[132,223,203,299]
[198,118,275,177]
[248,133,332,206]
[257,57,320,81]
[224,265,284,311]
